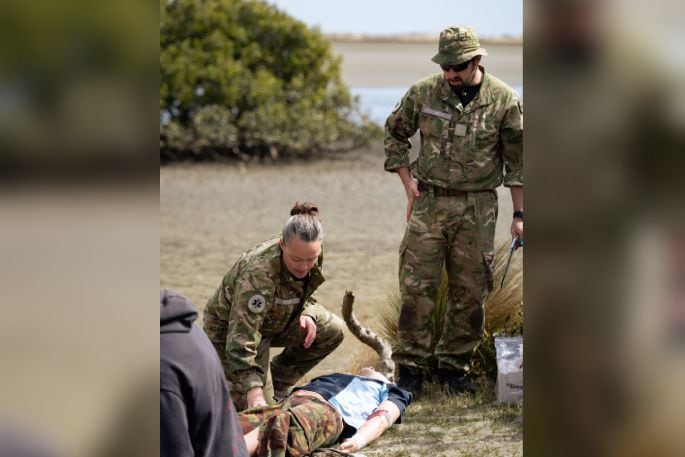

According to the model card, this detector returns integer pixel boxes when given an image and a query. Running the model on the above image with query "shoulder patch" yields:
[247,294,267,313]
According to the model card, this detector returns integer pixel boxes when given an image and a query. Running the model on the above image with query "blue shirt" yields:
[293,373,413,438]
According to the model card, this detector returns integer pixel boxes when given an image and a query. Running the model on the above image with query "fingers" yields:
[406,199,415,222]
[404,184,419,221]
[303,330,314,348]
[510,220,524,242]
[514,227,524,241]
[300,315,316,348]
[338,440,356,452]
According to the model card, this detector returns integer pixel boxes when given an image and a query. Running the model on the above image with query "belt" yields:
[417,181,468,197]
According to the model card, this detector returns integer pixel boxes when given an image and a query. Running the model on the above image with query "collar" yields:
[439,66,493,112]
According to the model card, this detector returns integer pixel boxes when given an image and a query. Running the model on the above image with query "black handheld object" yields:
[500,236,522,288]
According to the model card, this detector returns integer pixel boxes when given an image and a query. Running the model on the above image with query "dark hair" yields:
[289,201,320,218]
[282,201,323,244]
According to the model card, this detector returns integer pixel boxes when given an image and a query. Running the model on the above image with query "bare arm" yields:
[337,400,401,453]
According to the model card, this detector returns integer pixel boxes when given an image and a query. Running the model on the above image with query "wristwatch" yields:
[513,211,524,221]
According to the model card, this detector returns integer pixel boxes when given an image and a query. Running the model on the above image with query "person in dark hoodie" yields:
[160,288,248,457]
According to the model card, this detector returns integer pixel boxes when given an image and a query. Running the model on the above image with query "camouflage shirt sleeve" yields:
[225,272,275,392]
[384,86,420,172]
[300,297,315,318]
[501,97,523,187]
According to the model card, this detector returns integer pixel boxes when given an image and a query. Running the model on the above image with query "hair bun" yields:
[290,201,320,218]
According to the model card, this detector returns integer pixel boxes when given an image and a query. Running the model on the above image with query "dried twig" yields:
[341,290,395,380]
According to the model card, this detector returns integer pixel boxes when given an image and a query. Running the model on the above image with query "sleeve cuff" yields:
[503,171,523,187]
[384,156,410,172]
[230,370,264,393]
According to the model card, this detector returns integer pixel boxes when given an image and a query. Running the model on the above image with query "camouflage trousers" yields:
[239,390,344,457]
[393,190,497,372]
[232,306,345,410]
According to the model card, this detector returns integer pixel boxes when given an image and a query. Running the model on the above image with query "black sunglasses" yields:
[440,60,472,72]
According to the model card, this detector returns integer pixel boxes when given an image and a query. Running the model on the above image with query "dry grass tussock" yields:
[370,234,523,379]
[343,237,523,456]
[332,230,525,456]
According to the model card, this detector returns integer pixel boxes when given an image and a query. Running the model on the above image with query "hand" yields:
[246,387,268,408]
[510,218,523,244]
[299,315,316,348]
[338,436,365,453]
[403,178,420,222]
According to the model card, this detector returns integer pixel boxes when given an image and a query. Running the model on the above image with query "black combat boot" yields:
[436,368,475,394]
[396,365,424,393]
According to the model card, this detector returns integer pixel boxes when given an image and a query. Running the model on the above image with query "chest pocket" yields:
[471,109,500,152]
[449,106,501,163]
[419,107,452,156]
[261,295,300,335]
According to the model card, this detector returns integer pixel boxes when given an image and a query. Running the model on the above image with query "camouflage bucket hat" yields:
[431,26,488,66]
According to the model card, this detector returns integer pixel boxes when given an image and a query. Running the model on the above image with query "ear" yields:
[474,55,482,65]
[279,238,285,249]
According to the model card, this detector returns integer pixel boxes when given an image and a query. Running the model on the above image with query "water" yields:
[352,85,524,125]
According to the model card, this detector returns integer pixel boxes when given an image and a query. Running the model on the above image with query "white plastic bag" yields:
[495,336,523,404]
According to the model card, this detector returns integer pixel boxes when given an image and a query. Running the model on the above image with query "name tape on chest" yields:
[421,107,452,120]
[247,294,267,313]
[274,297,300,306]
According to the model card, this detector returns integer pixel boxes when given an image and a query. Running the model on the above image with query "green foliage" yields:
[160,0,380,161]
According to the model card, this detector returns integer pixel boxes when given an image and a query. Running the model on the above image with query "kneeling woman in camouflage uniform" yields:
[204,202,344,411]
[240,367,412,457]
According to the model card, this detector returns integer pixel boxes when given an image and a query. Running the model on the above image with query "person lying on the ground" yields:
[239,367,413,456]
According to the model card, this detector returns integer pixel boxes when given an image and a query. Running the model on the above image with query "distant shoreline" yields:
[325,33,522,45]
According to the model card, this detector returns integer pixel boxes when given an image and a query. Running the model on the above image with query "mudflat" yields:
[331,40,522,88]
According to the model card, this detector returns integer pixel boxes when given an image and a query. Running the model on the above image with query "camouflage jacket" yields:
[384,68,523,190]
[203,236,325,392]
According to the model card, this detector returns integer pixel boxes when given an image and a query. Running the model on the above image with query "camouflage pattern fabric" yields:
[204,236,344,405]
[385,68,521,372]
[239,391,344,457]
[431,25,489,66]
[384,71,523,191]
[393,190,497,372]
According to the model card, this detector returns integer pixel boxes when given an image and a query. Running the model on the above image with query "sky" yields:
[265,0,523,37]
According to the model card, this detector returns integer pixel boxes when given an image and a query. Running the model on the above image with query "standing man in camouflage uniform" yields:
[204,202,344,411]
[384,26,523,393]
